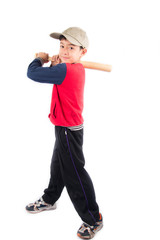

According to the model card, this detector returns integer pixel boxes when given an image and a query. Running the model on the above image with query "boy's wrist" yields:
[36,57,45,65]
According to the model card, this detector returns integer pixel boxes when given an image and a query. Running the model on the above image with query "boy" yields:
[26,27,103,239]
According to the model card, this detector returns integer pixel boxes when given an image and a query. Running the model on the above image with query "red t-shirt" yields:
[48,63,85,127]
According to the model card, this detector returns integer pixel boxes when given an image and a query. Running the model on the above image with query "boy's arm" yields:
[27,58,67,85]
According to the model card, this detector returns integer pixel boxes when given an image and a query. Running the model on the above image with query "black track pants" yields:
[42,126,100,225]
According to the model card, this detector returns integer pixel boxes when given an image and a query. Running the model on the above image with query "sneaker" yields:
[77,213,103,239]
[26,197,56,213]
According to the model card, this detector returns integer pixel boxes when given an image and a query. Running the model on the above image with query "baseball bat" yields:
[35,54,112,72]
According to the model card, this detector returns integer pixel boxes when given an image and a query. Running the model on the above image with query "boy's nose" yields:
[63,48,68,55]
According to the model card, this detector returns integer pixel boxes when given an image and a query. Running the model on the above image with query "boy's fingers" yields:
[36,52,49,62]
[56,55,61,63]
[51,56,56,62]
[52,55,58,60]
[50,55,61,66]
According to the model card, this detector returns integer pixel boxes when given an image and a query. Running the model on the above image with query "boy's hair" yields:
[59,35,84,50]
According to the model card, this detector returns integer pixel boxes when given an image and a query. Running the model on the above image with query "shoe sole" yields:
[26,205,56,214]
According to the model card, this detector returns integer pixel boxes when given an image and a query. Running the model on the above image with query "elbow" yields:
[27,69,31,79]
[27,71,33,81]
[27,69,36,81]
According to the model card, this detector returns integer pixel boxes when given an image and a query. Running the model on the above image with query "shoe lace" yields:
[34,198,45,207]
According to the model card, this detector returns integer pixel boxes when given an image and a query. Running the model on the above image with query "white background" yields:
[0,0,160,239]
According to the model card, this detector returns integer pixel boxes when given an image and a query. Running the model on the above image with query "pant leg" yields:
[56,126,100,226]
[42,129,64,205]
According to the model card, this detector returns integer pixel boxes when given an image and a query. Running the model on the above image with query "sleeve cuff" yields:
[36,57,45,65]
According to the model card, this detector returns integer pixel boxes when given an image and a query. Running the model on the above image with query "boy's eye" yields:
[60,45,75,50]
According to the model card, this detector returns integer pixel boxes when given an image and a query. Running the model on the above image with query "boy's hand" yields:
[51,55,61,66]
[36,52,49,63]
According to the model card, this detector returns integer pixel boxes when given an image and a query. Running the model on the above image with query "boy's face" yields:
[59,39,87,64]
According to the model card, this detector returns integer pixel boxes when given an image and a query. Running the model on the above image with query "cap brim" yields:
[50,32,82,47]
[50,32,62,39]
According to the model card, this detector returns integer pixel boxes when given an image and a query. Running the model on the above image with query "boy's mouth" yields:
[61,57,69,60]
[60,56,72,63]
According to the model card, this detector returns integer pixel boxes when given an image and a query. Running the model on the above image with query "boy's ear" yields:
[81,48,87,57]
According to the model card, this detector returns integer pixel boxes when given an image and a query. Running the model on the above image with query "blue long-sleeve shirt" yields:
[27,58,67,85]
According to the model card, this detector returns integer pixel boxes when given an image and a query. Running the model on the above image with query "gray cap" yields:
[50,27,89,49]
